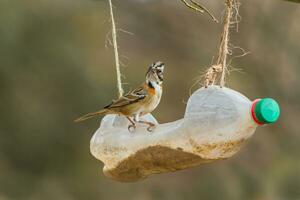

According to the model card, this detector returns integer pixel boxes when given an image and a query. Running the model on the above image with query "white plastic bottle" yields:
[90,86,280,182]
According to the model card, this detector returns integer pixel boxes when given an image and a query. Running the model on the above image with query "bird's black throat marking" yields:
[148,81,155,89]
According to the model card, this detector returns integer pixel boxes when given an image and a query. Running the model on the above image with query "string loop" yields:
[204,0,238,88]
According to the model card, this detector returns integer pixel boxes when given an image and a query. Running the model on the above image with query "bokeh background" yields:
[1,0,300,199]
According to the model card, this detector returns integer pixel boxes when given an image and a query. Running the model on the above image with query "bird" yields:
[74,61,165,132]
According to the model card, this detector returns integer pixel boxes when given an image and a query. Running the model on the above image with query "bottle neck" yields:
[251,99,264,126]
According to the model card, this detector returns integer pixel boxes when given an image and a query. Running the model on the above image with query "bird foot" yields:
[128,120,156,133]
[147,124,156,132]
[128,124,136,133]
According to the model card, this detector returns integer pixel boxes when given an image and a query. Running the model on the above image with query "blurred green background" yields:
[1,0,300,199]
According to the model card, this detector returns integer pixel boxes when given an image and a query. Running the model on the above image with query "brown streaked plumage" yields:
[74,61,165,132]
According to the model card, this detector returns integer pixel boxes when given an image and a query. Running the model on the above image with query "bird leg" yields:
[126,117,136,133]
[133,114,156,132]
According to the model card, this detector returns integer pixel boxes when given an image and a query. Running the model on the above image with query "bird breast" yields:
[141,83,162,115]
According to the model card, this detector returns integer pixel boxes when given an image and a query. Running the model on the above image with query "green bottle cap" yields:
[254,98,280,124]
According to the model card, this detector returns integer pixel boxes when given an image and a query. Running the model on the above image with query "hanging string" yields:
[204,0,237,88]
[108,0,124,97]
[217,0,233,87]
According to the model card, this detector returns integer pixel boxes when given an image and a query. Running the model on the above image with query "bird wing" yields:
[104,84,147,109]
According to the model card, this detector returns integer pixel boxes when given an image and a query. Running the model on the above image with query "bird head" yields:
[146,61,165,85]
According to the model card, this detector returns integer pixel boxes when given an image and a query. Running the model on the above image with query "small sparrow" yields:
[74,61,165,132]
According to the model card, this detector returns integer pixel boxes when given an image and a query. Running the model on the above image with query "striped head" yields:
[146,61,165,85]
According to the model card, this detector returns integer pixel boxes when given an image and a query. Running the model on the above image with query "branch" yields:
[284,0,300,3]
[179,0,219,23]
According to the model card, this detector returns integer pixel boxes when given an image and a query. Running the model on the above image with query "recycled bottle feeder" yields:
[90,86,280,182]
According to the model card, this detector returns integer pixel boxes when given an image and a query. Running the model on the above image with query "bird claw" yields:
[128,122,156,133]
[147,124,156,132]
[128,124,136,133]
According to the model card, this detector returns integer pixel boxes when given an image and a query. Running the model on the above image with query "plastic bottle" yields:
[90,86,280,182]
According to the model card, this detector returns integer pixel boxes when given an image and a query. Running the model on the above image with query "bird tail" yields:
[74,109,108,122]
